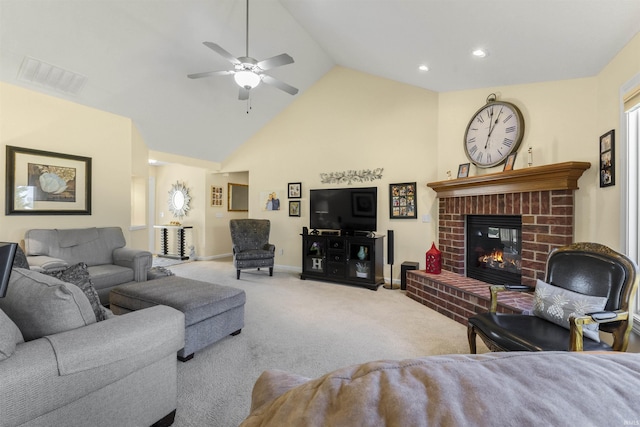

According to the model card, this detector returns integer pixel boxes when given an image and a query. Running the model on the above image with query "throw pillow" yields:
[12,245,30,270]
[0,268,96,341]
[533,279,607,342]
[44,263,108,322]
[0,307,24,361]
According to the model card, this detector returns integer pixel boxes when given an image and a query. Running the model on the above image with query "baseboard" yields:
[193,253,233,261]
[176,256,302,274]
[274,264,302,273]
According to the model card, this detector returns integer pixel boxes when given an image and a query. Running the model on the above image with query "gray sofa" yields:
[0,267,185,427]
[24,227,152,304]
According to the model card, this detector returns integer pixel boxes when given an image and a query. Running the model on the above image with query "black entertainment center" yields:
[300,187,384,290]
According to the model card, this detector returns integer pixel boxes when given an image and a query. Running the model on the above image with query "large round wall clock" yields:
[463,94,525,168]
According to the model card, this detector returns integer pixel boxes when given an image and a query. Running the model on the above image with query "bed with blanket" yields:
[240,351,640,426]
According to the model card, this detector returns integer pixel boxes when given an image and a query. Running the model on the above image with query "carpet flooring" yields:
[165,259,488,426]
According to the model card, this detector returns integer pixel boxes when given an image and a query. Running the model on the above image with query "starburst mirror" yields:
[168,181,191,219]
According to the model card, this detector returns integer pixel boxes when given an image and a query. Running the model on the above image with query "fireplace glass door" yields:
[466,215,522,285]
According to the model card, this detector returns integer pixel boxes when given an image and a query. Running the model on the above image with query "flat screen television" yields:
[0,242,17,298]
[309,187,377,234]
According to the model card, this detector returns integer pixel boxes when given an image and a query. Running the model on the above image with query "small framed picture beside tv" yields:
[288,182,301,198]
[309,187,377,235]
[289,200,301,217]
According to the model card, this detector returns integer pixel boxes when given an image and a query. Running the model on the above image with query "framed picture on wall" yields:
[5,145,92,215]
[261,191,281,211]
[289,200,301,217]
[599,129,615,187]
[389,182,417,219]
[211,186,223,206]
[288,182,301,198]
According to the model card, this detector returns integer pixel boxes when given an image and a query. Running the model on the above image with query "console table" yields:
[154,225,192,260]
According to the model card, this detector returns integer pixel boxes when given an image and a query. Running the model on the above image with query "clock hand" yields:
[484,108,504,151]
[484,107,494,149]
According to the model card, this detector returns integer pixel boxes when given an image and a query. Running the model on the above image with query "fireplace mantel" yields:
[427,161,591,198]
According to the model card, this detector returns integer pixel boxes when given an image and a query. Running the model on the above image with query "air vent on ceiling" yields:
[17,56,87,95]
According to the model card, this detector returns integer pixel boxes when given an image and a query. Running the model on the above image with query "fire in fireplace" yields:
[466,215,522,285]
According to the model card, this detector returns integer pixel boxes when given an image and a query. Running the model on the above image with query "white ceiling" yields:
[2,0,639,163]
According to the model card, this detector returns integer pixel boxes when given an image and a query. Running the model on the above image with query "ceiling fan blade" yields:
[187,70,235,79]
[261,74,299,95]
[203,42,241,65]
[239,87,250,100]
[257,53,294,71]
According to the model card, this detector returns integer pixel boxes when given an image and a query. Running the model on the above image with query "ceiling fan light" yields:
[472,49,488,58]
[234,71,261,89]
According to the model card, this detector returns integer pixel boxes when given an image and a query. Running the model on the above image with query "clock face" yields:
[464,101,524,168]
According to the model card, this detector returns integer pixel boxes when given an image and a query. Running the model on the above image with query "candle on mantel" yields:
[527,147,533,167]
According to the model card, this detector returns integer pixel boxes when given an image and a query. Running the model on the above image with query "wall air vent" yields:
[17,56,87,95]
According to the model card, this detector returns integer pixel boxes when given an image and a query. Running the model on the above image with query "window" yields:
[621,77,640,326]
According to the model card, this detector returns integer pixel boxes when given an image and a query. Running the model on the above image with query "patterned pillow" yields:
[12,245,30,270]
[533,279,607,342]
[44,263,108,322]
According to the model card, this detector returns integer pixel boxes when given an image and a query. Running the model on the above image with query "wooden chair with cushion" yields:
[468,242,639,353]
[229,219,275,280]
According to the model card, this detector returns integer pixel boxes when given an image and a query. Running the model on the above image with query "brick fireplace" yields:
[438,189,574,286]
[406,162,591,325]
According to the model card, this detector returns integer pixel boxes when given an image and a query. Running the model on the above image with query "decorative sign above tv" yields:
[319,168,383,185]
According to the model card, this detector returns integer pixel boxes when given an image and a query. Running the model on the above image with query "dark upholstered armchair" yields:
[468,242,639,353]
[229,219,275,280]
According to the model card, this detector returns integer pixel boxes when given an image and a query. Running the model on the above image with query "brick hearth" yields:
[406,270,533,325]
[410,162,590,325]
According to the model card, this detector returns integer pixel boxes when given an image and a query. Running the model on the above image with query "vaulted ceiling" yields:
[1,0,639,163]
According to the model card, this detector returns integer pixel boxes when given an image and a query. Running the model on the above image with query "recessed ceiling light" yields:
[418,64,429,72]
[472,49,488,58]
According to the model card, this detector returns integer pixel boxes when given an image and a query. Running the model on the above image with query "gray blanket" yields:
[241,351,640,426]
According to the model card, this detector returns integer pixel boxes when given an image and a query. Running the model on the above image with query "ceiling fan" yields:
[187,0,298,100]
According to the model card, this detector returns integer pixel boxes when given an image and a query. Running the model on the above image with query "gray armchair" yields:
[230,219,275,279]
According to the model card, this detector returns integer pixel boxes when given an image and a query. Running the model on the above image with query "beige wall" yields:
[223,67,440,278]
[206,172,249,257]
[152,163,206,258]
[2,32,637,279]
[437,78,599,245]
[0,82,148,249]
[222,33,640,280]
[147,151,238,260]
[594,32,640,248]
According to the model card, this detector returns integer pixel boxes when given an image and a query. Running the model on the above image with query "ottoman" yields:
[109,276,246,362]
